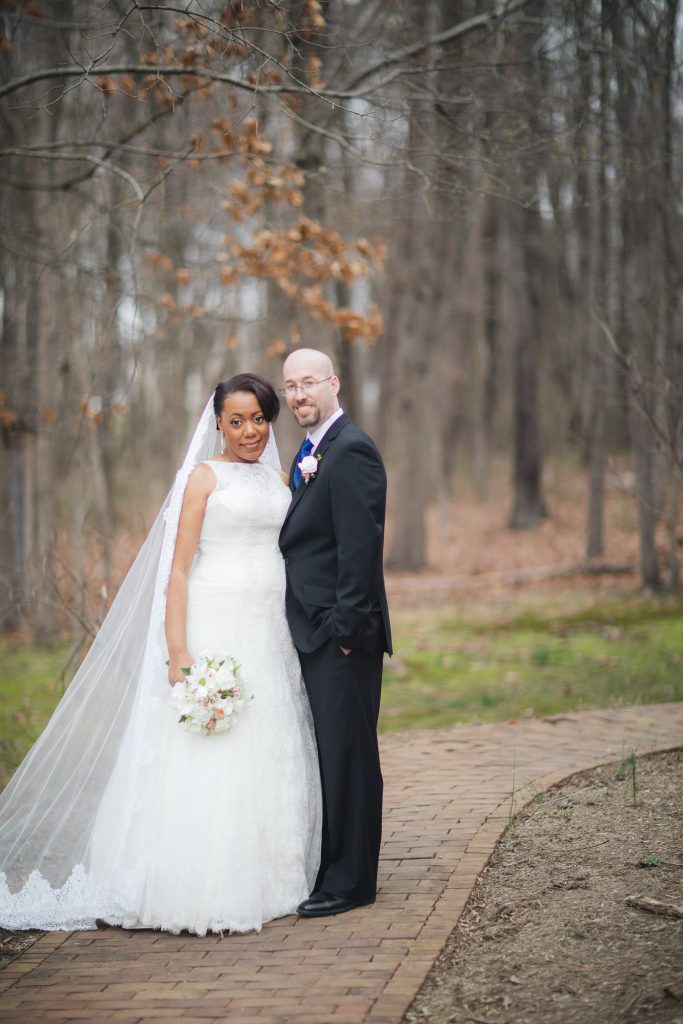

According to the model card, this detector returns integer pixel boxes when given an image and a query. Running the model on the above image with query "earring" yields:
[220,433,226,455]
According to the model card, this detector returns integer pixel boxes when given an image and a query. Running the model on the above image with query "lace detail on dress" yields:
[0,862,145,932]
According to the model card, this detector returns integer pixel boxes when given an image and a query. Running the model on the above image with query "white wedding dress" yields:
[1,460,321,936]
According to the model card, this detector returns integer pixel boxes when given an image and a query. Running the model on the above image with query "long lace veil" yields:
[0,396,281,928]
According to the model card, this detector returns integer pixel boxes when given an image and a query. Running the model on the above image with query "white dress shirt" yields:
[307,408,344,454]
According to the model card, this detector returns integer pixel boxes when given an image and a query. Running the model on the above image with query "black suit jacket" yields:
[279,414,392,656]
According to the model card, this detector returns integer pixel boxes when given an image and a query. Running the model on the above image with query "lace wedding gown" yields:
[1,460,321,935]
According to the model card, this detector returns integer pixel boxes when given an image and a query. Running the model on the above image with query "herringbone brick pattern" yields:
[1,704,681,1023]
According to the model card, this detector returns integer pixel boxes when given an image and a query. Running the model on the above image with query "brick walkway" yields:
[1,704,681,1024]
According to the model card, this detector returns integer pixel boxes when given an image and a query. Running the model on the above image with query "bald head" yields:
[283,348,334,381]
[282,348,340,430]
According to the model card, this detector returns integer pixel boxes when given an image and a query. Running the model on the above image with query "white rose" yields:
[299,454,318,476]
[193,706,212,725]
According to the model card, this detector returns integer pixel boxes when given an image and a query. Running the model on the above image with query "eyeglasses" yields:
[278,376,334,398]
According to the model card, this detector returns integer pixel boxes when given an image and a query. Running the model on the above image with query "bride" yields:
[0,373,322,935]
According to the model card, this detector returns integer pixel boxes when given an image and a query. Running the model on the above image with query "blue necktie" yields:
[292,438,314,489]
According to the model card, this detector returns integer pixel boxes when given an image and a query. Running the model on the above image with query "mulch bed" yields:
[404,748,683,1024]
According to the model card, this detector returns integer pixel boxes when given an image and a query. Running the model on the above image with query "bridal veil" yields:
[0,395,281,928]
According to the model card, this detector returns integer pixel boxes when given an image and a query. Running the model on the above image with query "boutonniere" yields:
[299,451,323,484]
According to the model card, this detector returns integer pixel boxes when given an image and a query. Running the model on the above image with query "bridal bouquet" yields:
[169,652,252,735]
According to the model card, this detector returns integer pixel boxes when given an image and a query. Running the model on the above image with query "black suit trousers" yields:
[298,637,383,902]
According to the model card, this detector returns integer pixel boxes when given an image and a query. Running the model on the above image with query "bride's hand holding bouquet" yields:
[168,650,195,685]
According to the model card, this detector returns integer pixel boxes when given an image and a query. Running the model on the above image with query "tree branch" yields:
[340,0,537,94]
[0,84,198,191]
[0,0,537,105]
[0,150,144,201]
[0,141,239,161]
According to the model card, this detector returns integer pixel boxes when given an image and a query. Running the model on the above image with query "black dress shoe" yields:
[296,892,374,918]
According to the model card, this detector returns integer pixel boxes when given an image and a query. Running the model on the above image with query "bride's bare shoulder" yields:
[185,462,217,495]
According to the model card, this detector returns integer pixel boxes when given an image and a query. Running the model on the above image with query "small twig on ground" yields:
[620,989,642,1016]
[625,896,683,919]
[508,750,517,829]
[628,748,638,805]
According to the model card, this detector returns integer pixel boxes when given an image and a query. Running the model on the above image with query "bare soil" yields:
[404,748,683,1024]
[386,463,645,606]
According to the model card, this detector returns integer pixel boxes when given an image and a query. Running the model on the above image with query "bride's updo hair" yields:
[213,373,280,422]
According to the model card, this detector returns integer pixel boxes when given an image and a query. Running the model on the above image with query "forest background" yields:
[0,0,682,780]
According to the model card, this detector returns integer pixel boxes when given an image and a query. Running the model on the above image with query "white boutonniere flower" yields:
[299,452,322,484]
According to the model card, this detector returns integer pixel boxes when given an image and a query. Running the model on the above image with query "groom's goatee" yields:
[294,405,321,426]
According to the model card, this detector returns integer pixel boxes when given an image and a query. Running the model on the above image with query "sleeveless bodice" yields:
[190,461,291,593]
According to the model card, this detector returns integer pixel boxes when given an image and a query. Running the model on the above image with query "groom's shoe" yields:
[297,892,374,918]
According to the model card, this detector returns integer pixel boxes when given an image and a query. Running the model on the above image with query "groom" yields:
[279,348,391,917]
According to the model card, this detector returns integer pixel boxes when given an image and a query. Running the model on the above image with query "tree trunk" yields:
[660,0,681,585]
[477,188,500,501]
[668,469,680,591]
[386,211,432,570]
[509,203,547,529]
[508,1,547,530]
[0,253,25,631]
[611,1,668,589]
[585,384,607,558]
[585,1,612,559]
[31,252,60,642]
[629,400,661,588]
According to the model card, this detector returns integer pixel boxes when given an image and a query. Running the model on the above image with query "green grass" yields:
[1,591,682,786]
[379,592,683,733]
[0,641,72,788]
